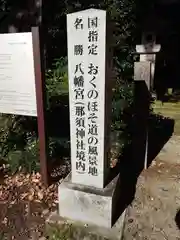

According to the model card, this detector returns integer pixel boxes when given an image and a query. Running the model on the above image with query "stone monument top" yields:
[136,32,161,54]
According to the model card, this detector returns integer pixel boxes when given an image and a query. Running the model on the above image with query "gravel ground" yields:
[123,136,180,240]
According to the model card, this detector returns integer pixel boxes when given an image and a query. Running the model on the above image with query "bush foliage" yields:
[0,57,69,173]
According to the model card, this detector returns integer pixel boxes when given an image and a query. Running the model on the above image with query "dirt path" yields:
[123,136,180,240]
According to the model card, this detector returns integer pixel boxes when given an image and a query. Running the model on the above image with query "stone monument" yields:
[56,8,126,239]
[135,32,161,169]
[66,8,110,189]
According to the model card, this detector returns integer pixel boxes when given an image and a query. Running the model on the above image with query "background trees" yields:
[0,0,150,173]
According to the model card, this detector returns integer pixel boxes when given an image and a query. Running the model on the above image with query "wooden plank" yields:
[32,26,49,185]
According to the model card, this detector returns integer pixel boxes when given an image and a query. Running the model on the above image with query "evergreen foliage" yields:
[0,0,147,173]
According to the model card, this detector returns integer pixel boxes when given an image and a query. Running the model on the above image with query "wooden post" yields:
[32,26,49,185]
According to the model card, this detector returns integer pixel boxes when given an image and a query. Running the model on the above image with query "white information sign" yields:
[0,32,37,117]
[67,9,107,188]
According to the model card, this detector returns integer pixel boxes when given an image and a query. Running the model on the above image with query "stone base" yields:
[46,211,126,240]
[58,173,126,232]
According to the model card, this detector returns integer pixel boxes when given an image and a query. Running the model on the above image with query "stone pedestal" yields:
[58,173,125,229]
[56,173,126,239]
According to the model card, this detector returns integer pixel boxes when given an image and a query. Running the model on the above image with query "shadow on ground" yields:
[45,82,175,224]
[147,113,174,167]
[42,82,175,224]
[111,81,175,226]
[175,208,180,231]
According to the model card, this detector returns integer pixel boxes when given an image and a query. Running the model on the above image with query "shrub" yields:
[0,57,69,174]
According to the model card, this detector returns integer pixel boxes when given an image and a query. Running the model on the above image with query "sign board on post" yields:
[67,9,109,188]
[0,28,48,185]
[0,32,37,116]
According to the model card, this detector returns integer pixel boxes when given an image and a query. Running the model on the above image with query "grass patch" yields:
[46,223,74,240]
[152,101,180,135]
[45,222,108,240]
[153,101,180,108]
